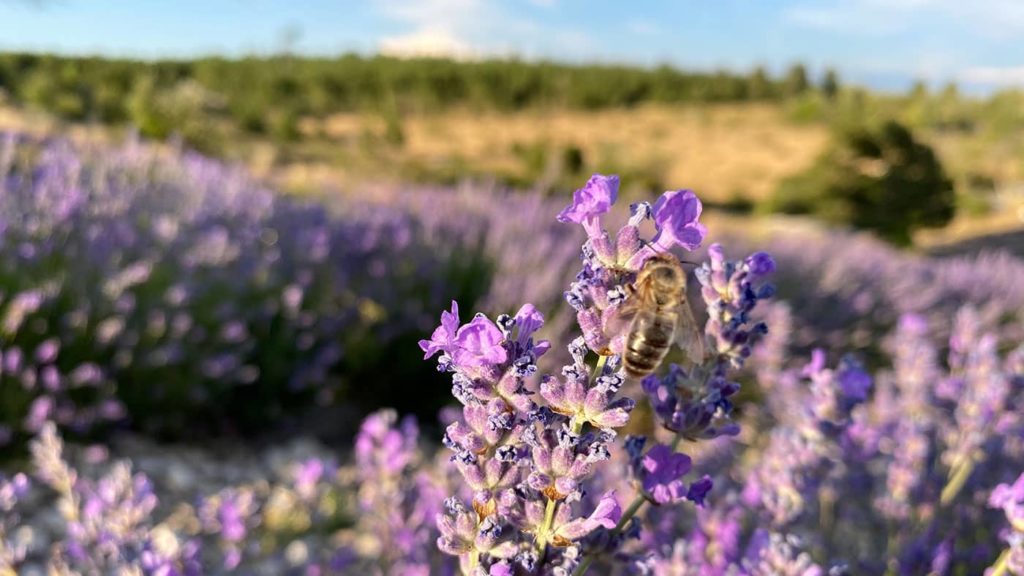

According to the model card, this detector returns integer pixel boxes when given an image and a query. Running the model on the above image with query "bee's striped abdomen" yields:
[623,309,677,379]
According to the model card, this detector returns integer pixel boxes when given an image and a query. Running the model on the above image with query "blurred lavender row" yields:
[0,133,493,442]
[724,225,1024,355]
[631,305,1024,574]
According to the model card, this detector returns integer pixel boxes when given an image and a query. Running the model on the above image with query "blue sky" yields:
[1,0,1023,93]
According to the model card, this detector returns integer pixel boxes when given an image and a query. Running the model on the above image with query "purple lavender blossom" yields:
[556,174,619,238]
[695,243,775,368]
[742,531,827,576]
[427,175,772,575]
[743,351,871,527]
[428,308,636,570]
[0,133,495,441]
[30,423,200,574]
[631,189,707,262]
[559,178,708,357]
[642,363,741,440]
[355,409,448,574]
[0,472,30,568]
[990,474,1024,575]
[554,490,622,539]
[640,444,694,505]
[991,474,1024,531]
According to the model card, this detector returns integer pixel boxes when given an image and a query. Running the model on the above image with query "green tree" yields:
[821,68,840,100]
[784,63,809,97]
[765,121,955,245]
[748,65,773,99]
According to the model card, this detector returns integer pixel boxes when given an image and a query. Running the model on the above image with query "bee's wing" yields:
[604,298,639,339]
[674,297,705,366]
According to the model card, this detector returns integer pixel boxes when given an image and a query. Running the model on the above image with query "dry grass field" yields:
[313,104,830,203]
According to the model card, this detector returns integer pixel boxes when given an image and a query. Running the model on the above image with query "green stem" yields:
[592,354,609,377]
[990,549,1011,576]
[615,493,647,532]
[573,355,609,435]
[940,457,975,506]
[535,496,559,553]
[465,551,480,575]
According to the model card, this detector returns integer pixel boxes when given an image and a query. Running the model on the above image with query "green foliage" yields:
[342,245,494,421]
[747,66,775,99]
[821,68,840,100]
[784,63,810,97]
[0,52,799,133]
[786,93,827,124]
[765,121,955,245]
[126,75,227,153]
[722,191,755,214]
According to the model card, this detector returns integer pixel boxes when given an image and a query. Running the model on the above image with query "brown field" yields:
[314,104,830,203]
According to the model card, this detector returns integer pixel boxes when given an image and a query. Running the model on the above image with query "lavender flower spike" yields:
[989,473,1024,575]
[639,443,710,506]
[695,243,776,368]
[428,175,776,575]
[627,189,707,267]
[554,490,622,540]
[557,174,619,239]
[420,300,461,359]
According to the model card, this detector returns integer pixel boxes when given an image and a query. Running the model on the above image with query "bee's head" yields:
[645,260,684,296]
[652,264,680,286]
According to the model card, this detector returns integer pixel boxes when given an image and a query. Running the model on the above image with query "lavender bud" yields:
[607,286,628,306]
[558,425,580,448]
[595,373,624,394]
[496,445,518,462]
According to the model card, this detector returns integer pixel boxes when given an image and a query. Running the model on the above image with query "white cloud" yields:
[785,6,903,34]
[626,18,661,36]
[960,66,1024,86]
[379,29,475,59]
[377,0,484,58]
[785,0,1024,38]
[374,0,593,60]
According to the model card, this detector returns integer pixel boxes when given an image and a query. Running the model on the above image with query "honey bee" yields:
[617,254,704,380]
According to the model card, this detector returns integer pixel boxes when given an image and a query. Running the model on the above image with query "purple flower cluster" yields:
[354,409,450,575]
[30,422,202,574]
[0,471,30,569]
[422,297,631,574]
[719,225,1024,355]
[990,474,1024,574]
[561,175,706,357]
[6,410,454,574]
[3,139,1024,576]
[696,244,775,368]
[421,174,779,574]
[743,351,872,527]
[0,133,473,442]
[695,306,1024,575]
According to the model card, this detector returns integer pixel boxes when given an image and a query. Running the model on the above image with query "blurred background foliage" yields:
[766,120,955,245]
[1,50,1023,443]
[1,52,1022,251]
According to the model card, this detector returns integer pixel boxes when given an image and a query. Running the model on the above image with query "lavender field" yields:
[0,134,1023,576]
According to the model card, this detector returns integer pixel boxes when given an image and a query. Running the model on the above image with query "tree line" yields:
[0,52,833,134]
